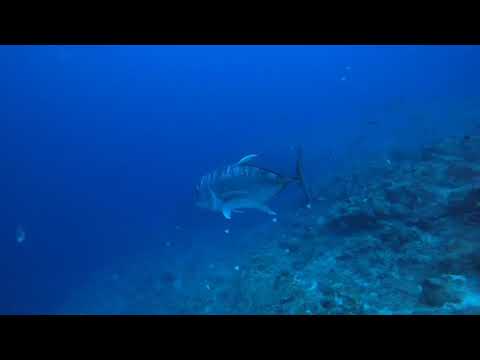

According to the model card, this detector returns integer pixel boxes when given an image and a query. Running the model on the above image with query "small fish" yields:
[195,147,311,219]
[16,226,25,244]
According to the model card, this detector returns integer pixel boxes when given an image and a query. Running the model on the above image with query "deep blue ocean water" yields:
[1,45,480,314]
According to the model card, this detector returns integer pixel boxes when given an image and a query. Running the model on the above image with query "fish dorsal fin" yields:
[237,154,258,165]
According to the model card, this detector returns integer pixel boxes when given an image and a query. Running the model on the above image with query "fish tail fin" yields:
[294,145,312,206]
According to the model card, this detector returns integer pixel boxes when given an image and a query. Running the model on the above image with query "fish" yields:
[195,147,311,219]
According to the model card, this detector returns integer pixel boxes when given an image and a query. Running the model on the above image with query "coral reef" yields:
[60,135,480,314]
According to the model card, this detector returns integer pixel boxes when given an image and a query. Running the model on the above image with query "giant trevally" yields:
[195,147,311,219]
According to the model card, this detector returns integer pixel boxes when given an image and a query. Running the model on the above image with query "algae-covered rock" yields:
[446,186,480,216]
[419,274,467,307]
[377,222,420,250]
[326,203,379,233]
[384,183,419,209]
[370,196,391,218]
[446,163,480,183]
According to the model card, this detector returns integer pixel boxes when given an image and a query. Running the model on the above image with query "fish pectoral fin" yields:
[237,154,258,165]
[222,208,232,220]
[257,205,277,216]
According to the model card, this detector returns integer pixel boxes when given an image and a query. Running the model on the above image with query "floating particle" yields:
[386,159,392,166]
[345,65,352,71]
[234,265,240,271]
[208,263,215,269]
[205,283,211,291]
[306,203,312,209]
[112,273,120,281]
[285,248,290,254]
[165,241,171,247]
[16,226,25,244]
[307,280,318,291]
[272,217,277,223]
[224,229,230,234]
[175,225,182,230]
[341,76,347,81]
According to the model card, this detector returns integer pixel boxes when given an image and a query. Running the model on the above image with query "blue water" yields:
[1,45,480,314]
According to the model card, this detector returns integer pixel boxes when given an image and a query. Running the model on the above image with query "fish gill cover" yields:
[1,45,480,314]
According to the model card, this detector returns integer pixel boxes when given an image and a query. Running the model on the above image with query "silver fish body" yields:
[195,150,310,219]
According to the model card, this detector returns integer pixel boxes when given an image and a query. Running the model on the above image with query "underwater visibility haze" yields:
[2,45,480,314]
